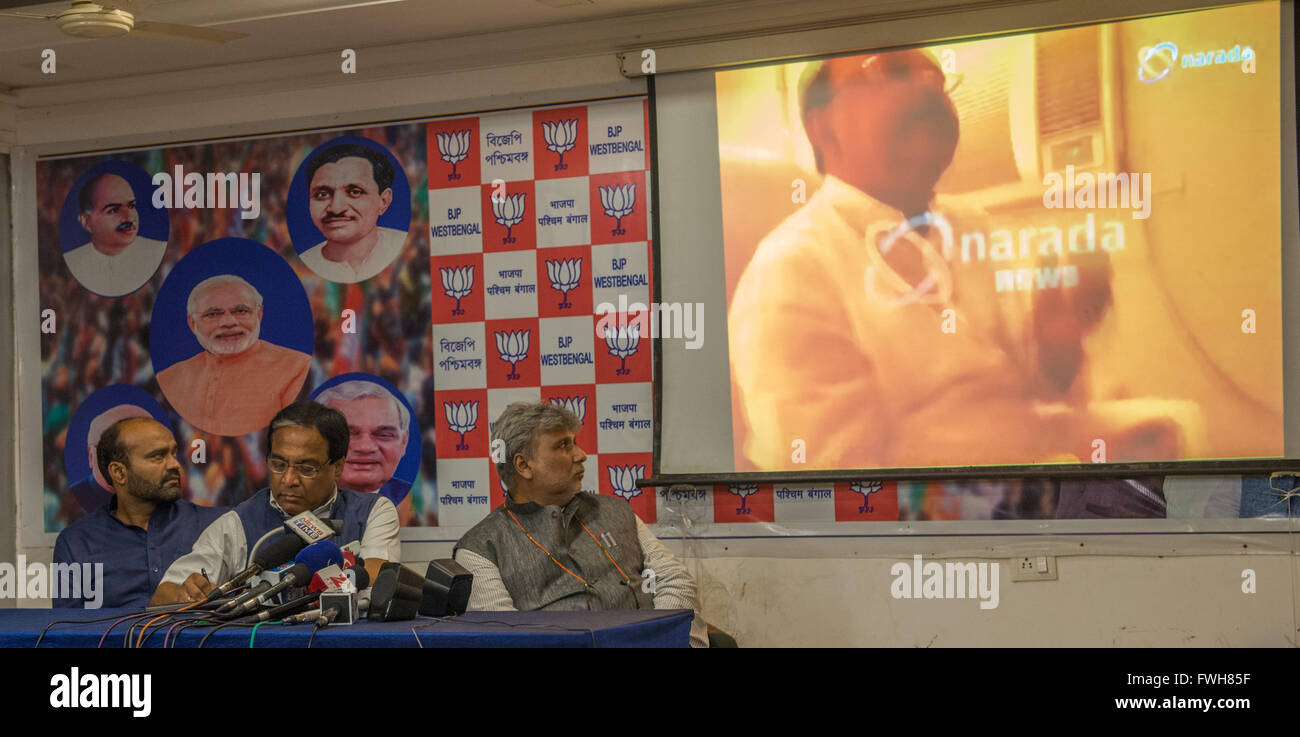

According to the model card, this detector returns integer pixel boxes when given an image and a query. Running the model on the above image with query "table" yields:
[2,607,694,648]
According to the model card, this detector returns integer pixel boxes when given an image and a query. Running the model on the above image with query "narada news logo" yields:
[1138,40,1256,83]
[50,668,151,718]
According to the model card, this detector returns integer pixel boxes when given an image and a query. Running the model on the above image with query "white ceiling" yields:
[0,0,757,89]
[0,0,1068,98]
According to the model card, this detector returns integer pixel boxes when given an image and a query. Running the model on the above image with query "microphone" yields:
[339,541,361,568]
[421,559,473,617]
[282,608,322,624]
[230,540,346,615]
[239,591,322,623]
[284,510,340,545]
[296,539,346,571]
[308,564,347,594]
[214,580,273,616]
[347,561,371,590]
[367,563,426,622]
[228,563,309,615]
[316,597,350,627]
[203,534,305,603]
[316,564,370,627]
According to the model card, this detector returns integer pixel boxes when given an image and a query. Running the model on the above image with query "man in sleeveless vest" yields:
[151,401,401,605]
[454,401,708,647]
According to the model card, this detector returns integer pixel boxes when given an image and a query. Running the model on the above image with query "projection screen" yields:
[651,0,1300,483]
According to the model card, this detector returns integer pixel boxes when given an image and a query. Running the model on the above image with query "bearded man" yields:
[156,274,311,437]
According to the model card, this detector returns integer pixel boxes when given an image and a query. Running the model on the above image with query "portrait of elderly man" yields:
[314,379,412,502]
[298,143,407,283]
[156,274,311,437]
[63,172,167,297]
[728,49,1187,473]
[454,401,709,647]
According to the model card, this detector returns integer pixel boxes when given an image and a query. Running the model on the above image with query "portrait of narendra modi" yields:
[155,273,311,436]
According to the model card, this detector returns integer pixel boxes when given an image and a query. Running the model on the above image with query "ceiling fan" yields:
[0,1,248,43]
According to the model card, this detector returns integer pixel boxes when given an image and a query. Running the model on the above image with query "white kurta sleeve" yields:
[360,496,402,563]
[159,510,247,587]
[454,548,518,611]
[635,517,709,648]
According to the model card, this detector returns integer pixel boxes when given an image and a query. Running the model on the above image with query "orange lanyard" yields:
[504,506,632,589]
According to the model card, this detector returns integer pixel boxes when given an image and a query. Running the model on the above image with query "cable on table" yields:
[198,621,256,649]
[34,606,186,648]
[249,621,276,648]
[408,616,598,648]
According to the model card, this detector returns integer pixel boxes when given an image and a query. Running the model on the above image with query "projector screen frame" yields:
[643,0,1300,488]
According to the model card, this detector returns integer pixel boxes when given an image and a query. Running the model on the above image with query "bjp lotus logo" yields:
[443,400,479,451]
[850,480,881,514]
[729,484,757,515]
[494,329,530,381]
[547,395,587,423]
[608,464,645,502]
[540,119,578,171]
[545,257,582,309]
[598,183,636,236]
[602,322,640,376]
[491,192,527,244]
[438,265,475,316]
[435,129,472,180]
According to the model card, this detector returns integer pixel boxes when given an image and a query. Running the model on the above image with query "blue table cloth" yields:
[3,607,693,648]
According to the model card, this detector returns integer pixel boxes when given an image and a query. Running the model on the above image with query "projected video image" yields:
[719,2,1284,472]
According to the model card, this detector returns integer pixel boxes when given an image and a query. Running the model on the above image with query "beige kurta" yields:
[157,339,311,437]
[728,175,1104,471]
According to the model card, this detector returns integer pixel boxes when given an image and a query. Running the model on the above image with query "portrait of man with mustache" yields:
[298,143,408,284]
[63,171,168,297]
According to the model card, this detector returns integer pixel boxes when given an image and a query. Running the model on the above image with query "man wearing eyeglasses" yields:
[156,274,312,437]
[729,49,1120,471]
[150,401,401,605]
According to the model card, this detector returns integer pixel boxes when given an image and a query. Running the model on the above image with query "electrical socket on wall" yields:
[1010,555,1057,582]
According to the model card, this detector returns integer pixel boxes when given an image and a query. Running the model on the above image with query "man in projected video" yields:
[729,49,1183,471]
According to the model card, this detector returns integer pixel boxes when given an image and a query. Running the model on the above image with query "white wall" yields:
[690,554,1297,647]
[397,534,1298,647]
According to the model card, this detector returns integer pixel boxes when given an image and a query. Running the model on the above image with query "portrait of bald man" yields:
[298,143,408,283]
[315,379,413,502]
[63,172,168,297]
[156,274,311,436]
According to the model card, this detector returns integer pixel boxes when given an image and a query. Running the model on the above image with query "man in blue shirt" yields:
[53,417,227,609]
